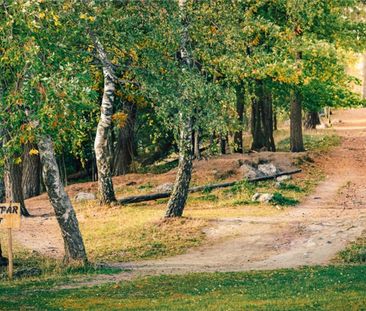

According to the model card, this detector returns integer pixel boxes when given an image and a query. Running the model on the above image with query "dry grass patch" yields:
[75,203,208,262]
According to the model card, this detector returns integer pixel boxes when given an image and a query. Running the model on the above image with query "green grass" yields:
[0,265,365,310]
[277,133,341,152]
[337,231,366,264]
[270,192,299,206]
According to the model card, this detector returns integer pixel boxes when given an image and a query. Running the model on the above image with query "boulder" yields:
[156,182,174,193]
[239,164,261,179]
[74,192,96,202]
[252,193,274,203]
[258,163,277,176]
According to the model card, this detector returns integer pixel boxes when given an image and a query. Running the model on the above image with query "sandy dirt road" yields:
[12,109,366,286]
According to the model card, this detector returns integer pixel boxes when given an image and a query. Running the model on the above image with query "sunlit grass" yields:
[0,265,365,310]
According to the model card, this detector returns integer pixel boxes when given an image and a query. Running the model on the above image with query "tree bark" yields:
[164,0,194,217]
[193,130,201,159]
[0,177,4,203]
[38,136,87,264]
[220,134,227,154]
[251,81,275,151]
[234,82,245,153]
[363,52,366,100]
[273,108,278,131]
[22,143,41,199]
[290,91,305,152]
[165,117,193,217]
[4,156,30,216]
[112,102,137,176]
[93,38,117,204]
[304,111,320,129]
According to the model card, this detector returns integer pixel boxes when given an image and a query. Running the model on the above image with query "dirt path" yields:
[100,109,366,283]
[13,109,366,286]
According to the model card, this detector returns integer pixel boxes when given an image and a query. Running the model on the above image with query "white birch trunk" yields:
[38,136,87,264]
[165,0,194,217]
[93,38,117,204]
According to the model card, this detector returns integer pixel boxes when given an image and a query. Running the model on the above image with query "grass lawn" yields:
[0,265,365,310]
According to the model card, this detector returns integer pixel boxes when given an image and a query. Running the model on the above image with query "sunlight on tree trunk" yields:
[39,136,87,264]
[93,37,117,205]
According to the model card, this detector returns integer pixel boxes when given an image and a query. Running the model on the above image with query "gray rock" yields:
[276,175,291,182]
[258,163,277,176]
[240,164,263,179]
[252,193,274,203]
[74,192,96,202]
[156,182,174,193]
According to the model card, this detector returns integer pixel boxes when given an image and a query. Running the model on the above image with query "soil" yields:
[11,108,366,287]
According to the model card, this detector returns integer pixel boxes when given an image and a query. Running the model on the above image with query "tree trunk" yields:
[165,117,193,217]
[112,102,137,175]
[234,82,245,153]
[273,108,278,131]
[22,143,41,199]
[363,52,366,100]
[261,88,276,151]
[219,134,227,154]
[290,91,305,152]
[164,0,194,217]
[304,111,320,129]
[0,178,4,203]
[4,156,30,216]
[93,38,117,204]
[38,136,87,264]
[193,130,201,159]
[251,81,275,151]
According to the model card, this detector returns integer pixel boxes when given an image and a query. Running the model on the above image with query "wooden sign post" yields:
[0,203,21,280]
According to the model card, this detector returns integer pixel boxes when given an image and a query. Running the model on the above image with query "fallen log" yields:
[118,169,302,205]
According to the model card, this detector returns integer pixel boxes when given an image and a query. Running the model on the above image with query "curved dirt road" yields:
[114,109,366,278]
[14,109,366,285]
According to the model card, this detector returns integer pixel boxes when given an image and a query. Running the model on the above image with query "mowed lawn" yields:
[0,265,365,310]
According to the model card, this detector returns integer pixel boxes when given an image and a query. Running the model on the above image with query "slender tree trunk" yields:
[304,111,320,129]
[193,130,201,159]
[251,81,275,151]
[273,108,278,131]
[38,136,87,264]
[165,0,193,218]
[261,89,276,151]
[363,52,366,100]
[220,134,227,154]
[290,48,305,152]
[22,143,41,199]
[234,82,245,153]
[0,177,4,203]
[290,91,305,152]
[165,117,193,217]
[113,102,137,175]
[93,38,117,204]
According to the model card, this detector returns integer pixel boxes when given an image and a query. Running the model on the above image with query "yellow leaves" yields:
[80,13,96,22]
[29,148,39,156]
[210,26,218,35]
[112,112,128,128]
[14,157,22,165]
[129,49,138,62]
[251,35,260,47]
[52,13,61,27]
[39,12,46,19]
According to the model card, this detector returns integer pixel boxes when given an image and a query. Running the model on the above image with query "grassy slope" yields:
[0,265,365,310]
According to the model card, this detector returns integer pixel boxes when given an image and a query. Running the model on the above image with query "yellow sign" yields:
[0,203,21,229]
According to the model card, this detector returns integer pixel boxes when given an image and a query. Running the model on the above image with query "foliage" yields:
[337,231,366,263]
[270,192,299,206]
